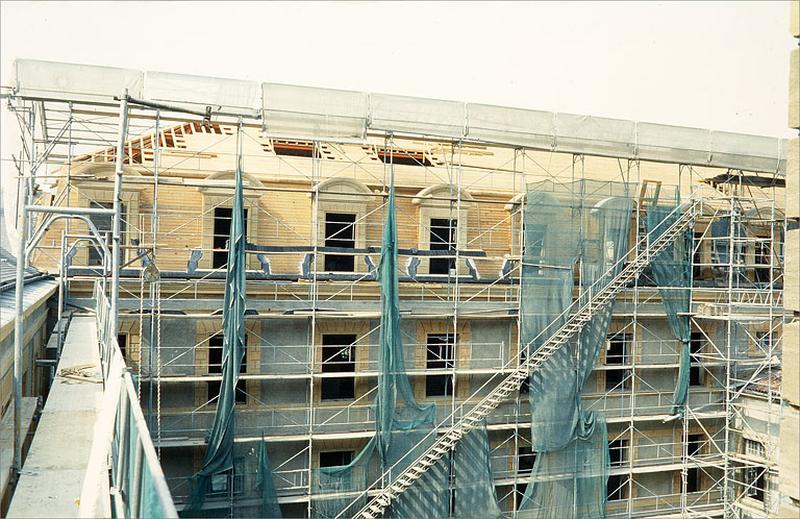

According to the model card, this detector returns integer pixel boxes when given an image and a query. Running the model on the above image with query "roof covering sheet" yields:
[262,83,368,139]
[143,71,261,116]
[11,59,787,174]
[15,59,143,103]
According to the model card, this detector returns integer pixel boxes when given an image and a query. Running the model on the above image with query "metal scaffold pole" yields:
[110,91,130,342]
[12,161,29,476]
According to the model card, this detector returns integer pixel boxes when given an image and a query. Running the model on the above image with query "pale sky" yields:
[0,1,795,137]
[0,1,796,224]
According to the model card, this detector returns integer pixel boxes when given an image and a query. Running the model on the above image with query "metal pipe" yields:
[24,205,115,215]
[12,168,29,474]
[110,92,129,342]
[57,230,66,354]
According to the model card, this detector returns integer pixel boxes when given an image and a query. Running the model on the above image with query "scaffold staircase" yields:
[353,199,700,519]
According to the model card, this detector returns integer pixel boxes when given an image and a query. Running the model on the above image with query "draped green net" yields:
[645,196,692,417]
[258,437,283,518]
[182,165,281,518]
[452,421,504,519]
[517,180,633,519]
[312,180,438,518]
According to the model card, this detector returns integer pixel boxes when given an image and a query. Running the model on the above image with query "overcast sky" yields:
[1,1,794,247]
[1,1,795,137]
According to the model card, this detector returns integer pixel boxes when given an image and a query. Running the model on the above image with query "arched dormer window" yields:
[70,163,145,268]
[198,170,263,270]
[313,178,373,273]
[412,184,473,275]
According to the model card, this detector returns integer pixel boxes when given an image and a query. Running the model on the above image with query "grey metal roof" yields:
[0,206,57,330]
[0,202,50,291]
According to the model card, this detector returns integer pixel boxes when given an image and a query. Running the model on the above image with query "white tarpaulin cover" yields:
[262,83,368,140]
[143,71,261,116]
[11,59,787,174]
[370,93,466,138]
[467,103,555,150]
[14,59,143,103]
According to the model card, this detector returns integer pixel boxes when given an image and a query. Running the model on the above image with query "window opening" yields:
[117,334,127,359]
[426,333,455,397]
[429,218,457,275]
[212,207,248,269]
[744,467,765,502]
[321,334,356,400]
[375,148,433,167]
[324,213,356,272]
[605,332,631,391]
[687,433,703,492]
[518,446,536,474]
[320,450,354,468]
[607,475,628,501]
[690,332,704,386]
[754,240,771,284]
[745,439,766,459]
[88,201,126,266]
[207,334,247,404]
[609,438,628,467]
[693,232,704,279]
[272,140,318,158]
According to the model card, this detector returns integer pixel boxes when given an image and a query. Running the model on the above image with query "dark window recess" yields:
[755,241,771,284]
[321,334,356,400]
[518,446,536,473]
[607,474,627,501]
[117,334,127,359]
[609,439,628,467]
[320,450,353,468]
[745,467,765,501]
[690,332,704,386]
[605,333,631,391]
[755,332,772,353]
[88,201,126,266]
[426,334,455,397]
[686,434,703,492]
[272,141,318,158]
[693,232,704,279]
[207,334,247,404]
[429,218,457,275]
[515,483,528,508]
[605,333,630,365]
[324,213,356,272]
[376,149,432,167]
[212,207,248,269]
[688,434,703,456]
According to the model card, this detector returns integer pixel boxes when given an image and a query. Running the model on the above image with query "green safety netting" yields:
[182,166,281,518]
[313,179,439,518]
[646,201,692,417]
[518,180,633,519]
[452,422,504,519]
[258,437,283,518]
[710,216,747,285]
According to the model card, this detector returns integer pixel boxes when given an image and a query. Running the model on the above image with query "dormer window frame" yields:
[71,164,144,268]
[413,184,473,276]
[197,171,263,270]
[313,178,373,274]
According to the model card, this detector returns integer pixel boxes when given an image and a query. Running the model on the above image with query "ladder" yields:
[353,200,700,519]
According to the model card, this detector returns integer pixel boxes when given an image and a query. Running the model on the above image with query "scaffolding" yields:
[2,59,788,519]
